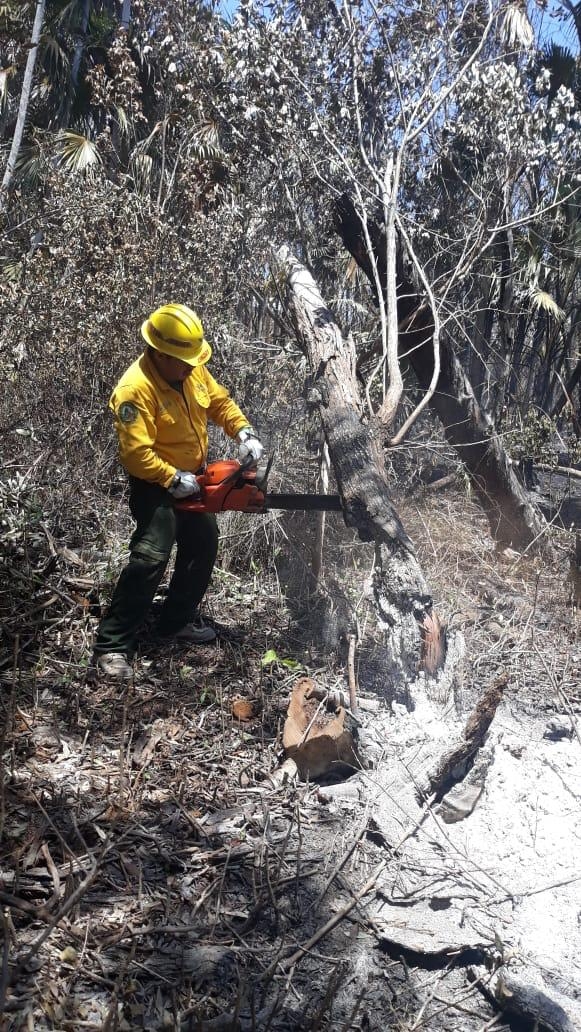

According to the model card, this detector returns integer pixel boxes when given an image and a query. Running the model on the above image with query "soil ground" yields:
[1,480,579,1030]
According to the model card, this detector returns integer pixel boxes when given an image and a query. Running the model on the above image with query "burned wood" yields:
[263,860,387,977]
[304,683,380,713]
[0,890,52,923]
[536,462,581,482]
[278,245,445,682]
[425,673,508,801]
[492,969,581,1032]
[419,611,447,677]
[263,757,299,790]
[347,632,358,713]
[178,1000,280,1031]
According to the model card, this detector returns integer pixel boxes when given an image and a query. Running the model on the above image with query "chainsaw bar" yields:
[266,493,342,511]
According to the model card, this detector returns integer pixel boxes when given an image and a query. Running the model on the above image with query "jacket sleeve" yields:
[110,386,176,487]
[204,368,251,438]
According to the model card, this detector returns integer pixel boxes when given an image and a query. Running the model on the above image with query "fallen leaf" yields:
[232,698,262,721]
[60,946,78,963]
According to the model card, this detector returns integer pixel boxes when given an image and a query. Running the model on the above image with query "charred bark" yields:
[334,193,547,550]
[278,246,444,684]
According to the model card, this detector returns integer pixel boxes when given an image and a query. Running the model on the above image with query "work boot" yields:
[94,652,133,679]
[172,619,217,644]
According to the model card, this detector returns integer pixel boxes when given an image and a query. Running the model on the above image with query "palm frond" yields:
[530,288,566,321]
[0,2,30,31]
[57,131,102,173]
[114,105,130,139]
[194,120,221,148]
[184,120,224,162]
[41,34,70,79]
[0,65,15,113]
[556,0,581,47]
[15,142,47,186]
[501,3,534,49]
[332,296,371,319]
[131,120,164,157]
[55,0,85,31]
[129,152,153,194]
[541,41,577,95]
[0,257,23,283]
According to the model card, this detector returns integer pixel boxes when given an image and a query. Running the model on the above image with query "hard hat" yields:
[141,303,212,366]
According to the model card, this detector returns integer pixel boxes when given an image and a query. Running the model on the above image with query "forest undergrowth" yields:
[1,471,579,1030]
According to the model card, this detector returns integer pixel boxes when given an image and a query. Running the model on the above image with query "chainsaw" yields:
[174,459,342,514]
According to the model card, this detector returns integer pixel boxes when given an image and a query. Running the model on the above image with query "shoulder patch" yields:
[118,401,139,424]
[193,381,210,408]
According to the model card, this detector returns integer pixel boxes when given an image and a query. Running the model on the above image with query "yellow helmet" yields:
[141,303,212,366]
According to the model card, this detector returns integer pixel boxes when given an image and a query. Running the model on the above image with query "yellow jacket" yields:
[109,351,250,487]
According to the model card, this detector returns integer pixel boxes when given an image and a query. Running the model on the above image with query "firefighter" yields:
[92,303,264,679]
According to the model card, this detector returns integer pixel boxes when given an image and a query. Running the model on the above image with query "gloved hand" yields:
[237,427,264,466]
[168,471,201,499]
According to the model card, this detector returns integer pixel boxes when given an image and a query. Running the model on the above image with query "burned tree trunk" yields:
[278,246,447,685]
[334,193,546,550]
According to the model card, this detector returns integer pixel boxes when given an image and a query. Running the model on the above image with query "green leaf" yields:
[261,648,279,666]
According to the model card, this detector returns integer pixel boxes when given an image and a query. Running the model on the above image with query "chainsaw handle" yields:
[198,455,254,490]
[174,459,266,514]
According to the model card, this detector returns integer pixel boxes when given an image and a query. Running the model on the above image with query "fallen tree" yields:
[333,193,547,551]
[275,245,581,1032]
[277,245,455,686]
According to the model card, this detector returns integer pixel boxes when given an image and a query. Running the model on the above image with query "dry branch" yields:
[265,860,387,976]
[334,193,547,550]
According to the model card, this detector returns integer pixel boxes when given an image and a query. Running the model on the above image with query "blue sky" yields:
[215,0,580,52]
[534,0,581,50]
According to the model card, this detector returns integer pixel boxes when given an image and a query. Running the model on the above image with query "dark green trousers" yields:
[95,478,218,657]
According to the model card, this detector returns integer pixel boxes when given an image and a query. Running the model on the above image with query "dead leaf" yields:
[59,946,78,963]
[232,698,262,721]
[132,727,163,766]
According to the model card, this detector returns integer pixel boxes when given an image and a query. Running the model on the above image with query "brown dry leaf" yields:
[232,698,262,721]
[132,726,163,766]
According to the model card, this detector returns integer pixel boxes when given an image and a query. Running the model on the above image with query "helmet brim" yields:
[141,319,212,367]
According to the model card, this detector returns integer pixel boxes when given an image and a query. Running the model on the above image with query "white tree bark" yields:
[0,0,46,209]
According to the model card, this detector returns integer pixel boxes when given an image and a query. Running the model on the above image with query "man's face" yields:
[152,350,193,383]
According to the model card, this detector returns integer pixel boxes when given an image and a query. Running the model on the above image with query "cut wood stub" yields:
[419,610,446,675]
[282,678,361,780]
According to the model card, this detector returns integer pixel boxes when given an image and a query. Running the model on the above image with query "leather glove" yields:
[237,427,264,465]
[168,471,201,499]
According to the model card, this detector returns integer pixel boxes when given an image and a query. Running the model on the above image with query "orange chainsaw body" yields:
[174,460,267,514]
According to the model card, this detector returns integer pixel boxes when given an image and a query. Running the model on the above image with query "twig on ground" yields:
[264,860,387,977]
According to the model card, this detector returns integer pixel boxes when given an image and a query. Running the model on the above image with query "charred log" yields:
[278,246,445,683]
[423,673,508,802]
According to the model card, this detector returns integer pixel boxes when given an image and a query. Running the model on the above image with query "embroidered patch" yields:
[118,402,139,424]
[193,383,210,408]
